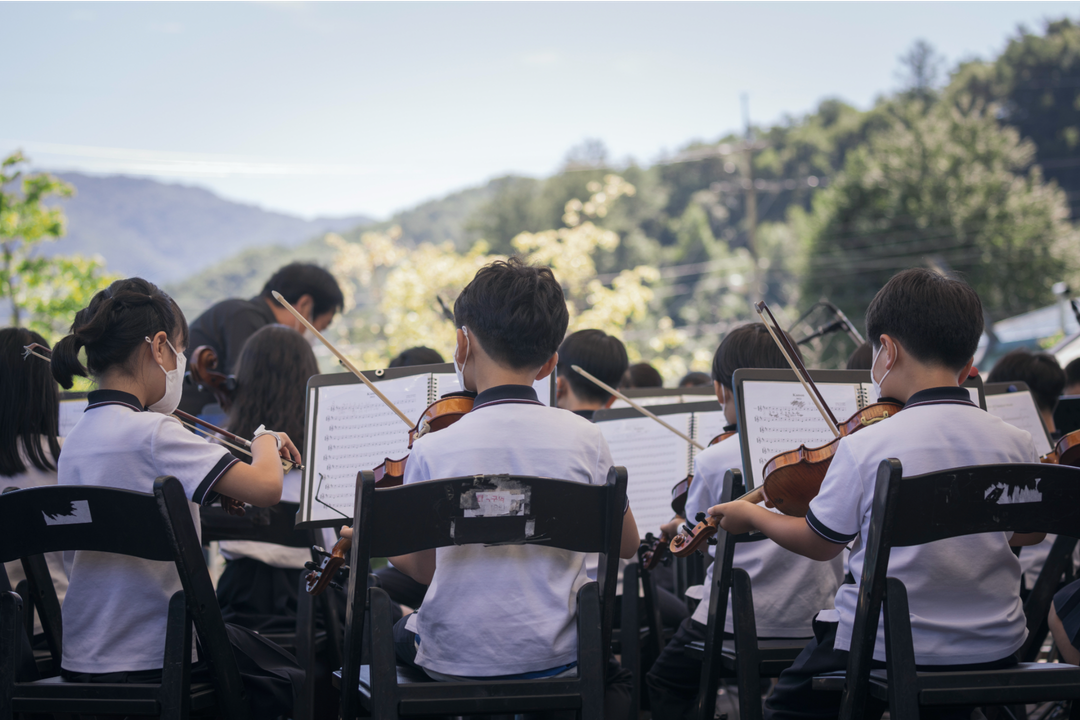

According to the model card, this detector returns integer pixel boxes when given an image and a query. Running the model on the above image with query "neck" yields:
[560,389,606,412]
[1041,408,1057,434]
[266,298,295,326]
[469,351,543,394]
[98,372,153,409]
[889,367,966,404]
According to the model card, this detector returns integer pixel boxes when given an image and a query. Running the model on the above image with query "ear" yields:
[535,352,558,381]
[957,358,976,385]
[454,327,468,364]
[148,330,170,365]
[713,380,724,404]
[555,375,568,399]
[295,294,315,319]
[879,334,899,370]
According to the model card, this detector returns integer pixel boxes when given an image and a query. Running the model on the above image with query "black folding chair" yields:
[813,459,1080,720]
[337,468,628,719]
[686,469,813,720]
[0,478,249,720]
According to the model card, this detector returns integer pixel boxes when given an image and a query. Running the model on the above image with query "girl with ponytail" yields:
[51,277,304,717]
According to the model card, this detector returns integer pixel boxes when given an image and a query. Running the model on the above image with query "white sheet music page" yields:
[598,412,693,535]
[59,398,88,438]
[742,381,861,489]
[985,391,1052,456]
[693,409,728,451]
[307,374,431,523]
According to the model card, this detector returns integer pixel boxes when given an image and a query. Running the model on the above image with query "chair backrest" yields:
[0,478,249,719]
[842,459,1080,719]
[343,468,628,683]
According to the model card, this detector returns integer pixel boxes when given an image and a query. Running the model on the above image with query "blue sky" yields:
[3,2,1073,219]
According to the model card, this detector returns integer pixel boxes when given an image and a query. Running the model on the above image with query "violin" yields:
[372,392,476,487]
[638,431,735,571]
[305,536,351,595]
[668,302,902,556]
[188,345,236,411]
[1041,429,1080,467]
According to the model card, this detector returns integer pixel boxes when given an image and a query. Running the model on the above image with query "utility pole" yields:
[742,93,761,304]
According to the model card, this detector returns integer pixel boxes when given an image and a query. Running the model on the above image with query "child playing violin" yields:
[555,328,628,421]
[50,277,305,717]
[645,324,843,720]
[344,258,640,719]
[709,269,1045,720]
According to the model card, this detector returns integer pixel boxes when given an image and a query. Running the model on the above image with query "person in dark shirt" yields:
[180,263,344,414]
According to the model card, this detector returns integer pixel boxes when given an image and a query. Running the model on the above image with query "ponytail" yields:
[52,278,189,389]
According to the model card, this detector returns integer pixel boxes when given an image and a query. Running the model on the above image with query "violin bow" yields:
[570,365,705,451]
[271,291,413,428]
[22,343,53,363]
[754,302,841,438]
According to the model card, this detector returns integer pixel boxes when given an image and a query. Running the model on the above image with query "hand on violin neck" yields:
[659,516,684,539]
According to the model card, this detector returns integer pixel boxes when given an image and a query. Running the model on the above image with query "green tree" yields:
[0,151,119,339]
[800,96,1079,326]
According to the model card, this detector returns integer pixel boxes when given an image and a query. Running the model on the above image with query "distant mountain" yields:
[168,175,529,318]
[39,172,374,283]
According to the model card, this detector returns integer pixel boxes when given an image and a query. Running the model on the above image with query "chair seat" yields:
[335,666,587,715]
[813,663,1080,705]
[686,637,809,676]
[13,676,217,714]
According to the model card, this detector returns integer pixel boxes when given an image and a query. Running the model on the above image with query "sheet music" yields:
[432,372,553,406]
[598,412,693,535]
[306,374,431,523]
[611,396,686,409]
[985,391,1052,456]
[741,381,862,489]
[693,409,728,448]
[59,397,88,437]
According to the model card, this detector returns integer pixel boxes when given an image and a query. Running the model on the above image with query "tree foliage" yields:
[0,151,120,340]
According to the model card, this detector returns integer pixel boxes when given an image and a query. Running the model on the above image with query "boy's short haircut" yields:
[846,341,873,370]
[454,257,569,370]
[389,346,445,368]
[865,268,983,371]
[712,323,801,389]
[557,330,629,403]
[620,363,663,389]
[678,371,712,388]
[1065,358,1080,390]
[261,262,345,318]
[987,349,1066,413]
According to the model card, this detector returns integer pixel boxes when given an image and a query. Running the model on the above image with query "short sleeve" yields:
[222,308,271,373]
[151,418,240,505]
[592,431,616,488]
[805,438,863,544]
[403,441,430,486]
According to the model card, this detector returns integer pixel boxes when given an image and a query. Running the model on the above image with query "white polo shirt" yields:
[687,432,843,634]
[58,389,239,674]
[401,384,615,678]
[806,386,1037,665]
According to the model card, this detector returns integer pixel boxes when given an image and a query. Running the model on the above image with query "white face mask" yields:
[870,342,891,401]
[454,326,470,392]
[145,336,186,415]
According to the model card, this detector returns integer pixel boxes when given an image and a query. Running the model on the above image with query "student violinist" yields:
[555,328,629,421]
[50,278,305,717]
[215,323,338,632]
[709,268,1044,720]
[645,324,843,720]
[0,328,68,626]
[345,258,640,719]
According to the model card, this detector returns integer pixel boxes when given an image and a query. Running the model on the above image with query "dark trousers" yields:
[375,564,429,610]
[393,615,634,720]
[764,620,1019,720]
[644,616,709,720]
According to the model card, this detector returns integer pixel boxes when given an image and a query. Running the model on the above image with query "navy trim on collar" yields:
[904,386,975,408]
[85,389,146,412]
[472,384,543,410]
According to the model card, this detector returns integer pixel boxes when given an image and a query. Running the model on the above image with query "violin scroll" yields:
[668,512,720,558]
[639,532,672,571]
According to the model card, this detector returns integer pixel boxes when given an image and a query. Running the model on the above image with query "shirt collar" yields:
[85,389,146,412]
[472,384,543,411]
[903,386,975,408]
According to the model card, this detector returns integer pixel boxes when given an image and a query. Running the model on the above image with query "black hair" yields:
[0,328,61,476]
[557,329,629,403]
[1065,358,1080,391]
[712,323,801,389]
[453,257,569,370]
[987,348,1066,413]
[261,262,344,318]
[51,278,189,389]
[619,363,663,389]
[865,268,983,371]
[846,341,874,370]
[228,325,318,458]
[678,371,712,388]
[389,346,445,368]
